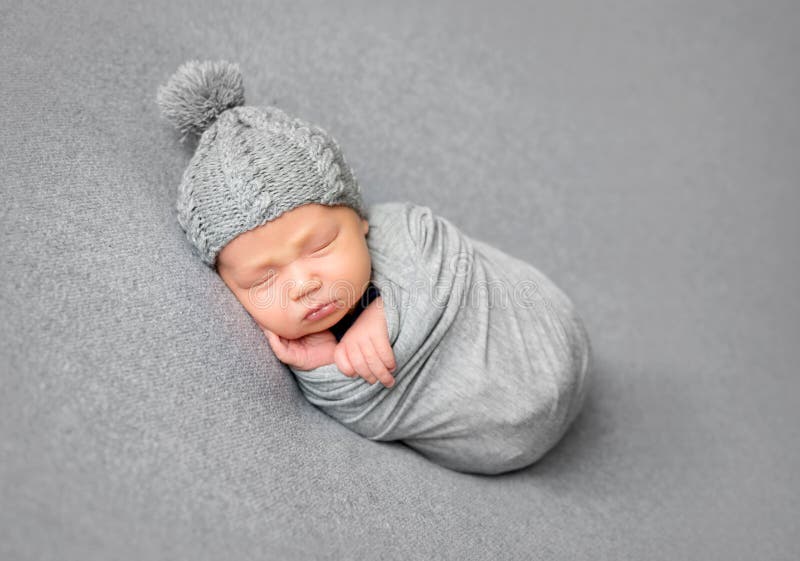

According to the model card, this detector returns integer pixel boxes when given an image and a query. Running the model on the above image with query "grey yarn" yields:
[156,59,367,267]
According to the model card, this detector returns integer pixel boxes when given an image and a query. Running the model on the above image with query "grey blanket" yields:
[290,202,592,474]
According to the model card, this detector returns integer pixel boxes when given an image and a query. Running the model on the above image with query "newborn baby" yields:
[157,59,592,475]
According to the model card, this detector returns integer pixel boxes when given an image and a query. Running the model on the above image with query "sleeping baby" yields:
[157,60,592,475]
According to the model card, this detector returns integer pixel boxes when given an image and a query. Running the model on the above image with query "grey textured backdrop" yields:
[2,0,798,559]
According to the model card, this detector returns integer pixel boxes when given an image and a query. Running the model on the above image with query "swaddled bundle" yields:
[155,60,591,475]
[291,201,592,475]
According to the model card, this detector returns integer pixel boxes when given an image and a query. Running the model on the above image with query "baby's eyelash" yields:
[249,267,280,287]
[249,236,337,286]
[311,236,337,254]
[254,274,276,287]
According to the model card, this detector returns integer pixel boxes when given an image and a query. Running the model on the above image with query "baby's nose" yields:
[290,278,322,301]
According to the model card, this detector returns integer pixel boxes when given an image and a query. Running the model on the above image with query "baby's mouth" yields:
[303,300,338,321]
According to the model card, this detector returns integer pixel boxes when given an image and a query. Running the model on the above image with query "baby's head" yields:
[216,203,371,340]
[156,60,370,339]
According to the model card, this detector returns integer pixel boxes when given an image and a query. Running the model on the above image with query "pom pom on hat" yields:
[156,59,245,142]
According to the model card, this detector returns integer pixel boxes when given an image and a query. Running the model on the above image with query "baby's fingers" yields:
[335,343,381,386]
[263,328,287,356]
[370,331,397,374]
[334,343,356,378]
[358,341,395,388]
[345,344,376,384]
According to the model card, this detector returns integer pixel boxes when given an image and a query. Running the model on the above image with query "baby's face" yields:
[216,203,371,340]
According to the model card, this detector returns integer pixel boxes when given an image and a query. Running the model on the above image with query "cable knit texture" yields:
[156,60,367,267]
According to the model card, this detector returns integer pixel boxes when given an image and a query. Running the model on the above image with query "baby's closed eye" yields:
[311,238,335,255]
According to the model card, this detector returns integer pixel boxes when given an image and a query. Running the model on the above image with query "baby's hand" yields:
[262,327,337,371]
[334,296,396,388]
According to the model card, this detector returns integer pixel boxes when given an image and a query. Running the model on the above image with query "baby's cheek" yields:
[345,251,372,289]
[243,294,280,329]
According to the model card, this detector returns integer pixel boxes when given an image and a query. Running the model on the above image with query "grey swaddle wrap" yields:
[290,202,592,475]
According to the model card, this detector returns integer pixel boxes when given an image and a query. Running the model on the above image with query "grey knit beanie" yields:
[155,59,367,268]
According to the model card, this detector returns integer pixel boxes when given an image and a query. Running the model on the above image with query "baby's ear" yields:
[361,218,369,236]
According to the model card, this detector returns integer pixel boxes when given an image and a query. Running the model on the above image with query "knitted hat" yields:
[156,59,367,268]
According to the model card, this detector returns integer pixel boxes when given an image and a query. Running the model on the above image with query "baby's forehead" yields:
[308,204,360,225]
[247,204,356,245]
[314,206,342,219]
[275,217,332,238]
[274,205,346,235]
